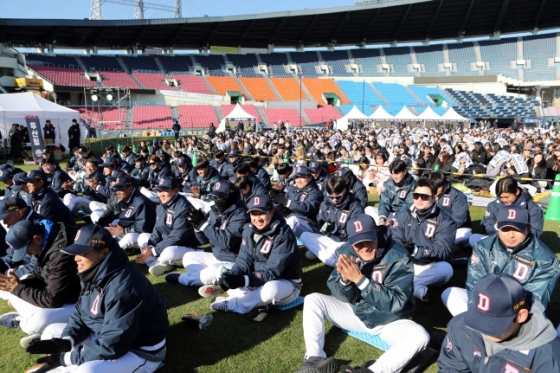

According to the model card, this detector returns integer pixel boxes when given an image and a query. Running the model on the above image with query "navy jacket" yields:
[232,211,302,287]
[378,173,416,220]
[436,183,472,229]
[147,194,194,256]
[193,167,223,202]
[327,226,415,328]
[324,173,369,209]
[45,168,73,198]
[313,168,329,192]
[130,164,150,186]
[317,192,364,242]
[195,201,250,262]
[481,192,543,238]
[31,186,77,232]
[117,189,157,234]
[62,244,168,365]
[174,166,198,193]
[391,204,457,264]
[284,179,323,224]
[65,155,78,171]
[255,166,272,190]
[147,164,173,190]
[73,170,106,203]
[210,158,235,180]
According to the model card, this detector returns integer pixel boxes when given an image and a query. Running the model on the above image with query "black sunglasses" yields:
[412,193,432,201]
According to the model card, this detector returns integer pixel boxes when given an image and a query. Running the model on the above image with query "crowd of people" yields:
[0,121,559,373]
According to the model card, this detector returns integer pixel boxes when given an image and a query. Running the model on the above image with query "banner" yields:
[210,46,238,54]
[25,116,46,161]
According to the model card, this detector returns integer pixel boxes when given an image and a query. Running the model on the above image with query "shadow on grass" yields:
[540,230,560,254]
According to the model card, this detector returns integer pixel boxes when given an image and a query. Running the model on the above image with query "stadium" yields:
[1,1,560,373]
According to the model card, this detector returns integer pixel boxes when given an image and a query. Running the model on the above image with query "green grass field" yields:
[1,163,559,373]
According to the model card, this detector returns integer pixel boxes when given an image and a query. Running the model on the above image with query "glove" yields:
[186,205,207,228]
[26,338,72,355]
[402,242,415,254]
[31,354,63,373]
[270,191,288,206]
[220,273,245,290]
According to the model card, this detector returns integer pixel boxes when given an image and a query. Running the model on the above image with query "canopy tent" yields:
[0,92,80,148]
[393,106,418,120]
[369,105,394,120]
[335,105,368,130]
[417,106,441,121]
[440,107,469,122]
[217,104,256,133]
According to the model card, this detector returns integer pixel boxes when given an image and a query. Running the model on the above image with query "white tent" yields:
[440,107,469,122]
[393,106,418,120]
[0,93,80,148]
[335,105,369,130]
[417,106,441,121]
[369,105,394,120]
[217,104,256,133]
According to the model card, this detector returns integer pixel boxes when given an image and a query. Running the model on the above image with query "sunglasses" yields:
[412,193,433,201]
[327,193,345,200]
[149,162,157,166]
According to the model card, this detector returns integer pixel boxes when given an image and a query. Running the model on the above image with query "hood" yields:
[514,190,531,207]
[326,189,354,210]
[91,240,130,286]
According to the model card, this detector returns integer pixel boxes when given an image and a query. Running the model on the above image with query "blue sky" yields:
[2,0,354,19]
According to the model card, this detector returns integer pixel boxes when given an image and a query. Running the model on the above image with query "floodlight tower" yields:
[174,0,182,18]
[90,0,104,20]
[134,0,144,19]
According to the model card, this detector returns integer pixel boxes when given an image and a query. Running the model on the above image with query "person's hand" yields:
[270,191,288,206]
[273,182,285,191]
[136,246,153,263]
[6,269,14,277]
[107,224,124,236]
[0,273,19,293]
[220,273,245,290]
[186,205,206,228]
[190,186,200,197]
[26,338,72,354]
[336,254,362,283]
[402,242,415,254]
[85,178,98,188]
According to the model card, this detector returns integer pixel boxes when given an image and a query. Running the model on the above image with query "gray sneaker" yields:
[295,356,339,373]
[148,263,174,276]
[209,296,229,311]
[0,312,20,328]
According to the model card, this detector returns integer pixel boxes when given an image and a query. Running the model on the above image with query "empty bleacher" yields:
[259,53,293,77]
[304,106,341,124]
[351,48,383,76]
[302,78,348,105]
[372,82,419,106]
[172,75,213,95]
[99,71,139,89]
[178,105,219,128]
[447,42,479,76]
[478,38,517,79]
[238,77,277,101]
[264,108,305,126]
[133,105,173,129]
[80,56,124,72]
[158,55,195,74]
[30,66,95,87]
[121,56,160,72]
[221,104,262,123]
[384,47,414,76]
[414,45,445,76]
[337,81,383,115]
[133,73,173,90]
[73,106,126,130]
[269,78,307,101]
[192,55,228,76]
[290,52,321,77]
[225,54,261,77]
[320,50,353,76]
[523,34,556,81]
[26,54,79,68]
[206,76,245,97]
[408,86,451,107]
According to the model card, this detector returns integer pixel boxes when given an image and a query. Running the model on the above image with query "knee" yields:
[440,262,454,282]
[182,251,197,267]
[441,287,452,304]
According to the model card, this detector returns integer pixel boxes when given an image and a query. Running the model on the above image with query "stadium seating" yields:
[304,106,341,124]
[263,108,305,126]
[478,39,517,79]
[206,76,245,97]
[192,55,229,76]
[384,47,414,76]
[351,48,383,76]
[320,50,354,76]
[337,81,382,115]
[221,104,262,123]
[26,54,79,68]
[73,106,126,130]
[523,34,556,81]
[269,78,307,101]
[133,105,173,129]
[30,67,96,87]
[372,82,418,106]
[238,77,277,101]
[172,75,214,95]
[99,71,140,89]
[447,42,479,76]
[159,56,196,74]
[258,53,294,77]
[133,73,173,90]
[121,56,160,72]
[408,86,451,107]
[178,105,219,128]
[289,52,321,77]
[225,54,261,77]
[80,56,124,71]
[414,45,445,76]
[302,78,348,105]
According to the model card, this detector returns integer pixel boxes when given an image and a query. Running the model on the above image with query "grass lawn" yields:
[1,163,559,373]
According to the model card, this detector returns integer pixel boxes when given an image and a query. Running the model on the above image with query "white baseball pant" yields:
[0,291,75,335]
[140,187,159,203]
[179,251,235,287]
[285,215,315,237]
[41,323,162,373]
[441,287,468,316]
[454,228,472,247]
[413,262,453,300]
[63,194,92,214]
[89,201,107,224]
[302,293,429,373]
[300,232,344,267]
[468,233,488,247]
[220,279,300,315]
[364,208,397,226]
[136,232,195,267]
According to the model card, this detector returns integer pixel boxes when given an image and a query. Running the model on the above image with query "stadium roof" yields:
[1,0,560,50]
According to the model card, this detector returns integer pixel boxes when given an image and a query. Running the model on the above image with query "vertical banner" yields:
[25,116,46,161]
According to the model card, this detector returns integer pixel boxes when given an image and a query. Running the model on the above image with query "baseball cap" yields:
[0,197,28,220]
[247,194,274,212]
[347,214,378,246]
[5,220,40,262]
[209,180,236,199]
[464,273,527,337]
[77,147,87,154]
[0,168,15,182]
[107,170,125,181]
[22,170,47,183]
[336,168,353,179]
[62,224,115,255]
[308,161,321,173]
[99,157,116,167]
[112,176,134,191]
[176,157,188,167]
[497,205,529,232]
[154,177,179,191]
[11,172,28,192]
[41,148,51,154]
[228,150,240,157]
[294,166,310,177]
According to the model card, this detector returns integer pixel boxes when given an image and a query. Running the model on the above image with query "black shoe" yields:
[248,304,270,322]
[295,356,339,373]
[401,346,438,373]
[360,360,376,370]
[429,331,446,350]
[449,257,469,269]
[339,365,371,373]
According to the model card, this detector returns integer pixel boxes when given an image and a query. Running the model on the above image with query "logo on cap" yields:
[507,209,516,220]
[160,179,165,185]
[477,294,490,311]
[254,196,260,206]
[215,182,221,189]
[353,221,363,232]
[75,230,81,241]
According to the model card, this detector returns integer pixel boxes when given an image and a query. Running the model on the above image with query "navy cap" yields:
[112,176,134,191]
[176,157,188,167]
[99,157,116,167]
[107,170,125,181]
[294,165,310,177]
[247,194,274,212]
[308,161,321,173]
[347,214,378,246]
[336,167,353,179]
[0,197,28,220]
[228,150,240,157]
[22,170,47,183]
[497,205,529,232]
[0,167,15,182]
[154,177,179,191]
[209,180,236,199]
[62,224,114,255]
[77,147,87,154]
[6,220,39,262]
[465,273,527,337]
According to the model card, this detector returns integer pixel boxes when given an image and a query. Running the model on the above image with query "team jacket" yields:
[378,173,416,220]
[94,175,114,202]
[147,164,173,190]
[436,183,472,229]
[117,189,157,234]
[62,243,168,366]
[467,233,560,310]
[437,313,560,373]
[147,194,193,256]
[193,167,223,202]
[210,158,235,180]
[195,201,250,262]
[65,155,78,171]
[97,191,121,227]
[173,165,198,193]
[481,192,543,238]
[313,168,328,191]
[231,211,302,287]
[45,168,73,198]
[256,166,272,190]
[284,179,323,223]
[324,172,369,210]
[12,221,80,308]
[31,187,77,233]
[317,192,364,242]
[73,170,107,203]
[130,164,150,186]
[391,204,457,264]
[122,152,136,166]
[327,227,415,328]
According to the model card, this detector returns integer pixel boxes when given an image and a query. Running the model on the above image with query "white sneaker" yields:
[148,263,174,276]
[20,333,41,348]
[0,312,20,328]
[198,285,224,299]
[210,296,229,311]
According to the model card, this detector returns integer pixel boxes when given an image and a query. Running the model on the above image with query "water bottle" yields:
[344,158,350,168]
[434,164,440,171]
[283,153,289,164]
[117,143,121,155]
[132,144,137,154]
[192,147,198,167]
[148,145,153,154]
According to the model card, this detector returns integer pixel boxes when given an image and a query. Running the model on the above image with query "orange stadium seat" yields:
[99,71,140,89]
[172,75,213,95]
[72,107,127,130]
[304,106,341,124]
[221,104,261,123]
[30,67,95,87]
[238,77,277,101]
[206,76,244,97]
[302,78,348,105]
[270,78,307,101]
[133,106,173,129]
[178,105,219,128]
[264,108,305,126]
